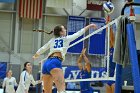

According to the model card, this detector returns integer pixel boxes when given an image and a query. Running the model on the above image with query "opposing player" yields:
[33,24,97,93]
[105,15,116,93]
[16,62,42,93]
[2,70,17,93]
[77,48,93,93]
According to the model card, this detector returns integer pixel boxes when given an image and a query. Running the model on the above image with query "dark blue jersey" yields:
[109,48,116,77]
[80,69,91,90]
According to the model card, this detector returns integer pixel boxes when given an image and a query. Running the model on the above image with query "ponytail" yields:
[33,25,63,37]
[45,30,53,34]
[33,29,53,35]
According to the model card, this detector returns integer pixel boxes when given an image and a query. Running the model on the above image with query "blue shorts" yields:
[42,57,62,75]
[81,87,93,93]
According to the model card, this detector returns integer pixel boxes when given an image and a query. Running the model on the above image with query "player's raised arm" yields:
[82,48,91,72]
[67,24,97,41]
[33,40,51,59]
[77,52,83,70]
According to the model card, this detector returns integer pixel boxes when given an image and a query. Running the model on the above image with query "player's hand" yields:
[82,48,86,55]
[25,89,28,93]
[90,24,97,29]
[38,80,42,84]
[32,53,40,59]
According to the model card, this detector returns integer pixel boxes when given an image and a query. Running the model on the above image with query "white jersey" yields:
[16,71,38,93]
[36,28,85,60]
[2,77,17,93]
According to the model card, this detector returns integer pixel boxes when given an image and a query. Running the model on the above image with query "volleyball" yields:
[103,2,114,14]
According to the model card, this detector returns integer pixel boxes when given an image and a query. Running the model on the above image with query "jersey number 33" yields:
[54,39,63,48]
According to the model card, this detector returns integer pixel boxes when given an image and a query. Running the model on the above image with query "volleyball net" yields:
[39,16,121,82]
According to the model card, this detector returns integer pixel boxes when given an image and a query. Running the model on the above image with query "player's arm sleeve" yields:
[20,71,27,90]
[2,78,6,88]
[66,24,96,42]
[36,40,51,55]
[66,28,85,42]
[30,75,38,86]
[14,78,18,86]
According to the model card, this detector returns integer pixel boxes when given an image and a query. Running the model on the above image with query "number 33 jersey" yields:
[36,28,85,61]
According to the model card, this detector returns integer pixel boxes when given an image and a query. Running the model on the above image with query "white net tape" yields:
[65,77,115,82]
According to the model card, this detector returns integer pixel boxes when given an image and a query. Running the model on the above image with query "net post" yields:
[115,64,123,93]
[126,23,140,93]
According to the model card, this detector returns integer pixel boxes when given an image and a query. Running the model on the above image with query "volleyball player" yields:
[33,24,97,93]
[105,16,116,93]
[2,70,17,93]
[16,62,42,93]
[77,48,93,93]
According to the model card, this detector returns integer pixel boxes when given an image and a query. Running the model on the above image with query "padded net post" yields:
[127,23,140,93]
